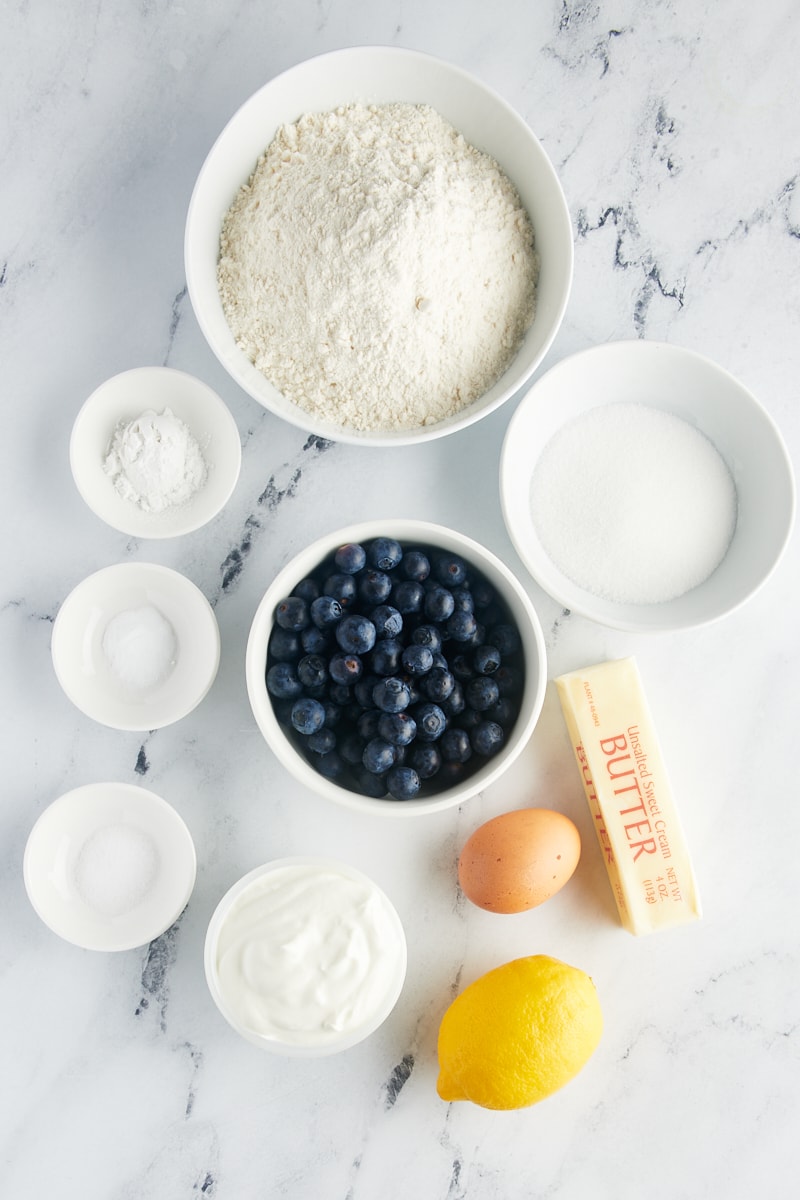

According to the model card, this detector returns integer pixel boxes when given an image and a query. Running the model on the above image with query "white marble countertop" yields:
[2,2,798,1197]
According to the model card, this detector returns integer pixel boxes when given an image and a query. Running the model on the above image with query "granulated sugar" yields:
[529,403,737,605]
[74,823,159,917]
[217,102,538,433]
[102,604,178,690]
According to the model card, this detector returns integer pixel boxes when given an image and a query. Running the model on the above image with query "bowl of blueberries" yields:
[245,521,547,815]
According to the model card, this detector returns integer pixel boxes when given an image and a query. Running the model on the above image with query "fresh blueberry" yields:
[423,667,455,703]
[494,665,522,696]
[293,577,320,604]
[458,706,483,732]
[372,676,411,713]
[312,750,346,780]
[310,595,343,629]
[401,550,430,581]
[334,542,367,574]
[328,683,353,707]
[386,766,421,800]
[358,569,393,605]
[392,579,425,615]
[465,676,500,711]
[445,610,478,642]
[368,537,403,571]
[470,578,495,609]
[451,588,474,613]
[433,553,467,587]
[322,699,343,728]
[413,702,447,742]
[485,696,517,725]
[307,727,337,755]
[473,644,501,675]
[290,696,326,735]
[424,584,455,623]
[323,573,357,608]
[378,710,417,746]
[268,627,301,662]
[441,681,465,718]
[297,654,327,689]
[490,624,521,656]
[328,652,363,685]
[440,727,472,764]
[356,709,381,740]
[450,652,474,682]
[464,621,487,650]
[335,613,377,655]
[401,644,434,677]
[370,605,403,639]
[266,662,303,699]
[362,738,397,774]
[410,743,441,779]
[352,766,388,798]
[470,720,506,757]
[371,638,404,676]
[339,732,366,765]
[411,623,442,653]
[354,673,381,707]
[275,596,309,632]
[300,625,330,654]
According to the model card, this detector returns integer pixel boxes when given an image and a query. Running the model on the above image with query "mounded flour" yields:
[217,102,539,433]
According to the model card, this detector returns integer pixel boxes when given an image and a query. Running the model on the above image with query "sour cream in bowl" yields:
[204,857,407,1055]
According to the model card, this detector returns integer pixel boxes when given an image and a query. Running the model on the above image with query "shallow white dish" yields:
[204,856,407,1055]
[185,45,573,446]
[52,562,220,730]
[245,519,547,816]
[500,340,796,632]
[23,782,197,952]
[70,366,241,538]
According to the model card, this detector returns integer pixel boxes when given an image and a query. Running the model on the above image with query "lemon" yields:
[436,955,602,1110]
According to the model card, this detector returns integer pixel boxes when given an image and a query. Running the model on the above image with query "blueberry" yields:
[445,610,478,642]
[352,766,388,798]
[290,697,326,735]
[339,732,366,765]
[275,596,309,632]
[411,624,442,653]
[473,644,501,675]
[495,665,522,696]
[465,621,487,650]
[423,667,455,703]
[328,683,353,706]
[485,696,517,725]
[322,699,343,728]
[386,766,421,800]
[465,676,500,711]
[424,584,455,623]
[300,625,330,654]
[368,537,403,570]
[378,711,417,746]
[410,743,441,779]
[266,662,303,699]
[268,627,301,662]
[441,681,465,718]
[358,570,393,605]
[450,653,474,682]
[413,702,447,742]
[334,542,367,574]
[356,709,381,740]
[392,580,424,615]
[328,652,363,685]
[335,614,377,655]
[297,654,327,689]
[470,578,495,609]
[324,573,357,608]
[307,727,337,755]
[310,595,343,629]
[433,554,467,587]
[370,605,403,640]
[362,737,397,774]
[354,673,380,707]
[372,676,411,713]
[458,706,483,732]
[293,577,320,604]
[401,550,430,581]
[313,750,346,780]
[451,588,474,613]
[490,624,521,656]
[470,720,505,757]
[440,727,472,764]
[401,644,434,677]
[371,638,404,676]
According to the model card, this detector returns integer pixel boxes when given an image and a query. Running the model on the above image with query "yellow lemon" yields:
[436,954,602,1110]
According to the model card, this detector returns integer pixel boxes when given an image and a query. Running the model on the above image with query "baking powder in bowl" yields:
[104,408,207,512]
[218,102,538,433]
[102,604,178,690]
[529,403,738,605]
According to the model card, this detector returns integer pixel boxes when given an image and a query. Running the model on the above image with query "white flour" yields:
[218,102,538,433]
[104,408,207,512]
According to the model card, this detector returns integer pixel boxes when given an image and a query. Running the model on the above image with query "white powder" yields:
[529,403,738,605]
[102,604,178,690]
[218,102,539,433]
[104,408,207,512]
[75,823,159,917]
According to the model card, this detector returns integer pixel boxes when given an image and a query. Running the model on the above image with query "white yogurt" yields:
[210,860,406,1051]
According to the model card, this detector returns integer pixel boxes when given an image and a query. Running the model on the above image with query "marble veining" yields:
[2,1,798,1198]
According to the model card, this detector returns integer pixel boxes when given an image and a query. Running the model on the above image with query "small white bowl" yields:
[500,341,796,632]
[204,857,407,1055]
[52,562,220,730]
[245,519,547,816]
[185,45,573,446]
[23,782,197,952]
[70,366,241,538]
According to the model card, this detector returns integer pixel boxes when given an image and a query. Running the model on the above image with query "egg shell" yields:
[458,807,581,913]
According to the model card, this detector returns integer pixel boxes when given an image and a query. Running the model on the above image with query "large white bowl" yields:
[245,520,547,816]
[500,341,795,632]
[185,46,573,446]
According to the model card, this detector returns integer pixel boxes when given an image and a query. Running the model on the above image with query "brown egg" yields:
[458,807,581,913]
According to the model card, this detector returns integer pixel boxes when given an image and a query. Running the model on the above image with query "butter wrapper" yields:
[556,657,701,936]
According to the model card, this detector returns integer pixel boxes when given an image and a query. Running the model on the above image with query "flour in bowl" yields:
[217,102,539,433]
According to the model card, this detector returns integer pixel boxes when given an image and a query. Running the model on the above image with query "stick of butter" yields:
[555,657,701,936]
